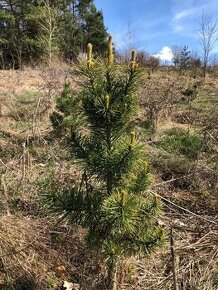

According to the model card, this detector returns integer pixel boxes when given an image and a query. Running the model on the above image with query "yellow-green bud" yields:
[107,35,114,67]
[129,131,136,150]
[87,43,93,69]
[105,95,110,110]
[120,190,128,206]
[144,161,148,171]
[131,50,136,62]
[131,131,136,145]
[130,50,137,72]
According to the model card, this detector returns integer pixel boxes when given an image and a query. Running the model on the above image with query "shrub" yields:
[140,77,182,132]
[157,128,202,160]
[145,55,160,72]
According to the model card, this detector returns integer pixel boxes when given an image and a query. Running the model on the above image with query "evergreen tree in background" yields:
[0,0,107,68]
[0,1,41,68]
[58,8,83,62]
[57,0,91,62]
[43,36,165,289]
[58,0,107,58]
[81,3,108,54]
[172,45,191,69]
[180,45,191,69]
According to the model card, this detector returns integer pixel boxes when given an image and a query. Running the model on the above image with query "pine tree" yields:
[58,8,83,62]
[81,3,108,55]
[172,45,191,70]
[0,0,29,68]
[50,80,85,135]
[42,36,165,289]
[180,45,191,69]
[0,0,54,68]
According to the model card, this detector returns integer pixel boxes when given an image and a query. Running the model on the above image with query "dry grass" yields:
[0,66,217,289]
[0,215,107,290]
[133,229,218,290]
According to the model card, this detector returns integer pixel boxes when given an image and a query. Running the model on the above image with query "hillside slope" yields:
[0,66,217,289]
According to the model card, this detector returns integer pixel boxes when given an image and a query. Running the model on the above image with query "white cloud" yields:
[153,47,173,62]
[173,9,195,21]
[171,2,209,36]
[172,6,206,22]
[171,7,201,36]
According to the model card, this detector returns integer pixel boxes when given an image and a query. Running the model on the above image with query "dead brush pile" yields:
[129,181,218,290]
[133,225,218,290]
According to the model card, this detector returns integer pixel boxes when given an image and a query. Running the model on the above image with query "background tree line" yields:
[0,0,108,69]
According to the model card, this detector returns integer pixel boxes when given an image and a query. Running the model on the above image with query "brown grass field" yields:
[0,65,217,289]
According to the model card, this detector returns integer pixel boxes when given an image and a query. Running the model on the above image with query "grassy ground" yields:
[0,65,217,289]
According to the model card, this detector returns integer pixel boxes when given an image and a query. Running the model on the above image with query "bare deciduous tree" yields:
[123,21,140,53]
[118,21,141,64]
[171,45,181,68]
[197,12,218,78]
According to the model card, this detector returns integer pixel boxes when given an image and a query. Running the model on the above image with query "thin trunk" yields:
[108,260,118,290]
[106,129,113,194]
[106,85,113,194]
[203,61,207,78]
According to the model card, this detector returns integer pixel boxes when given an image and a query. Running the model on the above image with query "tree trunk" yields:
[203,63,207,79]
[108,260,118,290]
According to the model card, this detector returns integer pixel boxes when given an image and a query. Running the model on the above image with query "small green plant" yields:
[42,36,165,289]
[17,91,41,104]
[157,127,202,160]
[181,84,198,101]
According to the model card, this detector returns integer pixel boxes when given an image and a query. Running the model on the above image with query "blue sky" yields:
[95,0,218,61]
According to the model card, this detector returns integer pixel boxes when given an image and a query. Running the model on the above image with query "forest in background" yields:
[0,0,107,68]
